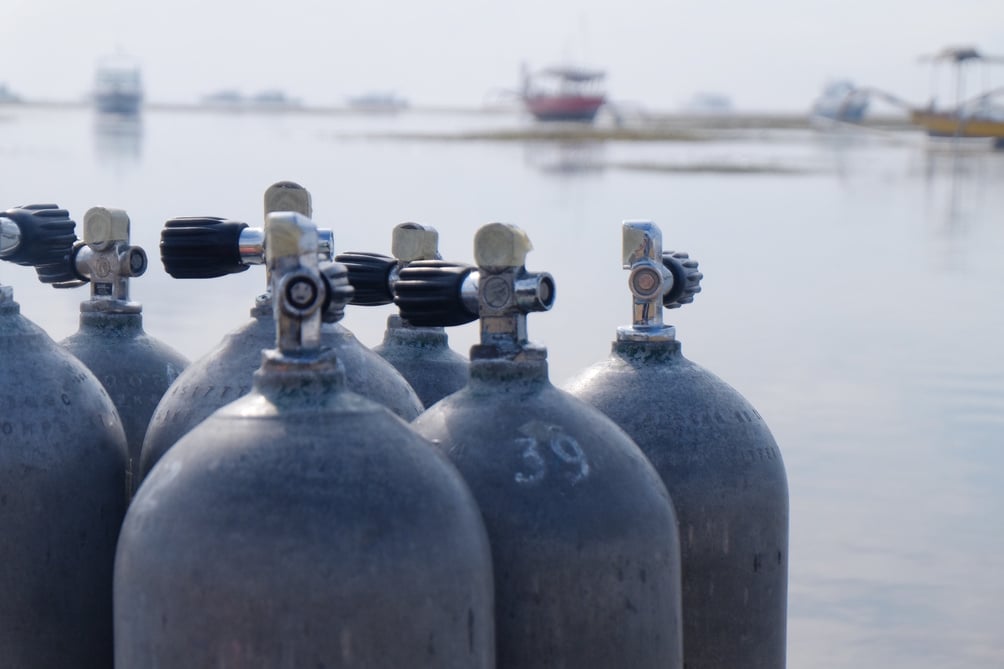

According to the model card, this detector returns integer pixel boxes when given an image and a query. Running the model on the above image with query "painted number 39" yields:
[513,422,591,486]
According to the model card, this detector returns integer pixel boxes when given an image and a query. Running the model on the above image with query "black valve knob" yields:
[160,217,249,278]
[662,250,703,309]
[394,260,478,327]
[1,204,79,283]
[334,251,398,306]
[318,261,356,324]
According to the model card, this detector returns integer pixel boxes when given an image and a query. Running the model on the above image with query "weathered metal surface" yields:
[63,312,187,494]
[374,314,469,407]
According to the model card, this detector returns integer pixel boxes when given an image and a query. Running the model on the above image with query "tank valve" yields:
[337,223,481,319]
[58,207,148,312]
[265,211,353,354]
[336,222,452,307]
[471,222,555,358]
[618,220,702,342]
[335,222,439,306]
[391,223,554,342]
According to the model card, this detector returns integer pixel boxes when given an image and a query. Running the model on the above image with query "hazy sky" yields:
[3,0,1004,111]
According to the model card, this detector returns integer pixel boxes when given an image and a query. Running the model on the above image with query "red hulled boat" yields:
[521,65,606,123]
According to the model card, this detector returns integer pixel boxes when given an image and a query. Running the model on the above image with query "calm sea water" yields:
[1,105,1002,668]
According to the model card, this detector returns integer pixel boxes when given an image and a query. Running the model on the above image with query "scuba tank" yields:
[0,205,128,667]
[139,181,422,481]
[406,223,683,669]
[337,222,469,406]
[115,211,495,667]
[33,206,188,495]
[564,221,789,669]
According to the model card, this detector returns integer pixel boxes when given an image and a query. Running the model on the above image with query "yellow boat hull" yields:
[911,110,1004,139]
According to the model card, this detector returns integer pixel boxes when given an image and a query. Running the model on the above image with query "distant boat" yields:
[911,104,1004,138]
[347,92,408,113]
[94,53,143,116]
[683,92,734,115]
[201,89,245,108]
[0,83,22,104]
[199,89,301,111]
[811,80,869,123]
[248,89,301,109]
[521,65,606,123]
[909,46,1004,144]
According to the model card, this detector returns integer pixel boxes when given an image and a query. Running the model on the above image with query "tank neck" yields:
[470,340,548,362]
[612,337,683,361]
[78,310,144,332]
[252,348,346,407]
[0,285,19,315]
[80,298,142,315]
[468,353,550,387]
[383,314,449,346]
[616,324,676,344]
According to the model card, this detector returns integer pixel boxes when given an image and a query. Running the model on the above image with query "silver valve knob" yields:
[618,220,701,342]
[472,222,555,358]
[66,207,148,310]
[237,225,333,267]
[266,211,353,354]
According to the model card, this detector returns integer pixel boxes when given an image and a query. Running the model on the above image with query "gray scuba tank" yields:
[565,221,789,669]
[0,204,128,667]
[115,211,495,668]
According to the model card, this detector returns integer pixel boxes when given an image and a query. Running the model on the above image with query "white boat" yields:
[248,89,301,109]
[811,80,868,123]
[199,89,302,112]
[683,92,733,115]
[201,89,244,108]
[94,54,143,116]
[0,83,21,104]
[347,92,409,113]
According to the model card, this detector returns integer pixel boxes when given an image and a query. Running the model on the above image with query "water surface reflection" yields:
[0,107,1000,668]
[93,114,143,167]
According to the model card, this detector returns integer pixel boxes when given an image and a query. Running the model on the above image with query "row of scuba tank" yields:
[0,181,788,669]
